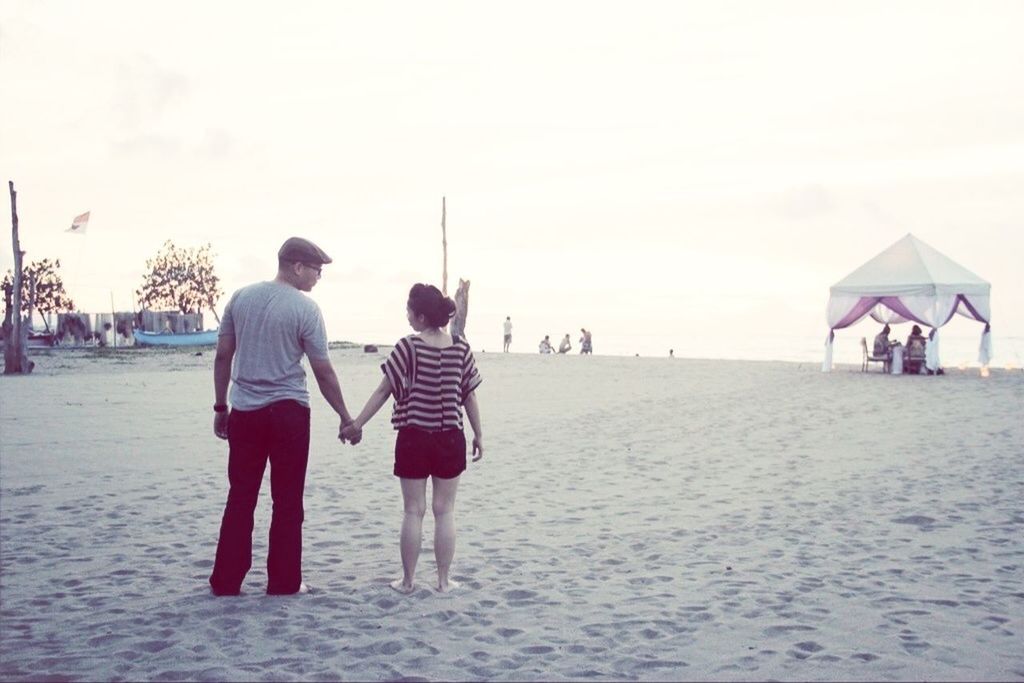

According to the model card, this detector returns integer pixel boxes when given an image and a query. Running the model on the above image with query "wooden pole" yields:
[5,180,30,374]
[441,196,448,296]
[110,291,117,349]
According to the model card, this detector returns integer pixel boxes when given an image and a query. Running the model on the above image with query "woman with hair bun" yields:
[344,283,484,594]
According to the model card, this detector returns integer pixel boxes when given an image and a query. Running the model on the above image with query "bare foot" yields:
[390,579,415,594]
[435,578,460,594]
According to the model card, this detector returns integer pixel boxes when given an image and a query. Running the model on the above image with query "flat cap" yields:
[278,237,333,265]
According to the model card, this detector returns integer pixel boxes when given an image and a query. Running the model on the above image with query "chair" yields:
[861,337,888,372]
[905,338,926,375]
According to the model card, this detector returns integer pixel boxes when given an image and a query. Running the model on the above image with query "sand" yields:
[1,347,1022,681]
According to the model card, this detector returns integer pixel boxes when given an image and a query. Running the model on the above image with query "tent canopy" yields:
[831,233,990,297]
[822,234,992,372]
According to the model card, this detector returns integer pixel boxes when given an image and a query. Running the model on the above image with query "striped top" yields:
[382,335,483,431]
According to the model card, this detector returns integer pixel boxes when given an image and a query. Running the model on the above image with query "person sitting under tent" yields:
[873,325,893,372]
[905,325,928,375]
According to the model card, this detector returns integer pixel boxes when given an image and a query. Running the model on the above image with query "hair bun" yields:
[408,283,457,328]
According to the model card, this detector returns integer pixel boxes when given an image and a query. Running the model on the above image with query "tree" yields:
[2,258,76,331]
[136,240,223,322]
[4,180,30,374]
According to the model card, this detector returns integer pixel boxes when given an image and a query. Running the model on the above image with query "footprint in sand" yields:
[899,634,931,653]
[503,589,537,601]
[86,634,125,647]
[764,624,815,637]
[137,640,172,654]
[892,515,937,529]
[793,641,824,653]
[850,652,879,662]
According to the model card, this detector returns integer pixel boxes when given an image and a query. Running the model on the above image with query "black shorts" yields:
[394,427,467,479]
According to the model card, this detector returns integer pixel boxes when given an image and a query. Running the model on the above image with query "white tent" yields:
[822,234,992,372]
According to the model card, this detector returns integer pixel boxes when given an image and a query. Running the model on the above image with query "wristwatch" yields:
[213,404,228,413]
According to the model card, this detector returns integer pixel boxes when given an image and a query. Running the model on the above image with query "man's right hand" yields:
[214,412,229,440]
[340,421,362,445]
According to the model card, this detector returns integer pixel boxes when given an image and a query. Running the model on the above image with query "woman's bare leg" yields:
[431,475,460,592]
[392,477,428,594]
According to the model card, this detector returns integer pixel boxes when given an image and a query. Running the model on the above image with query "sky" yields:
[2,1,1023,360]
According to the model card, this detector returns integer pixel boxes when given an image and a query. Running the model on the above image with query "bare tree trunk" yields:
[441,196,448,296]
[207,296,221,325]
[451,279,469,340]
[5,180,31,374]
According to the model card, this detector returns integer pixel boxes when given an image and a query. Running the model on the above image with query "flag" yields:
[67,211,90,234]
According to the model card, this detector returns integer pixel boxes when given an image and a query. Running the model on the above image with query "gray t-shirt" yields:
[220,281,330,410]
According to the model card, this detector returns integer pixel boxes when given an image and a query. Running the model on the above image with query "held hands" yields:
[213,412,229,440]
[471,436,484,462]
[339,419,362,445]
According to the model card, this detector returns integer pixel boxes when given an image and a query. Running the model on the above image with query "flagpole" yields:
[441,196,448,296]
[64,211,90,318]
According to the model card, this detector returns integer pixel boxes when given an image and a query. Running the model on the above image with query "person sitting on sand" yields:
[558,334,572,354]
[538,335,554,354]
[343,283,484,594]
[579,328,593,355]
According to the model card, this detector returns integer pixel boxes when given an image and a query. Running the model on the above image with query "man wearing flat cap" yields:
[209,236,360,596]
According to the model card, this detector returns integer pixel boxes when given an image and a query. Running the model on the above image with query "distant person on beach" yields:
[539,335,554,354]
[558,334,572,354]
[503,316,512,353]
[343,284,483,594]
[209,237,359,597]
[579,328,593,355]
[669,349,674,358]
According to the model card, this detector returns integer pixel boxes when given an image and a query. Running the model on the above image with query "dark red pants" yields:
[209,400,310,595]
